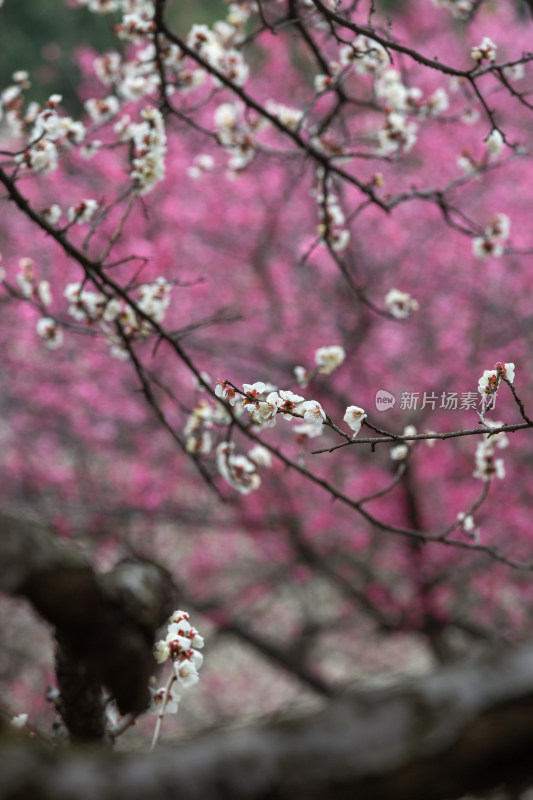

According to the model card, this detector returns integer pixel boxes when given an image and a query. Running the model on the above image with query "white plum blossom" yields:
[17,257,35,297]
[116,12,156,43]
[36,317,63,349]
[265,100,303,131]
[486,129,504,159]
[152,610,204,706]
[457,512,475,532]
[36,280,52,306]
[426,87,449,116]
[294,365,309,388]
[246,394,279,427]
[391,444,409,460]
[272,389,304,419]
[185,430,212,455]
[484,420,509,449]
[473,440,505,481]
[10,714,28,729]
[68,199,98,224]
[300,400,327,425]
[16,139,59,174]
[148,687,180,715]
[340,36,388,75]
[314,345,345,375]
[128,107,167,194]
[85,95,120,122]
[375,112,418,156]
[137,277,171,323]
[173,659,200,688]
[41,204,62,224]
[248,445,272,467]
[217,442,261,494]
[432,0,474,19]
[503,63,525,81]
[187,153,215,179]
[485,214,510,242]
[471,37,497,63]
[242,381,267,402]
[457,151,478,175]
[343,405,367,435]
[478,362,515,399]
[384,288,419,319]
[472,237,504,259]
[215,379,237,406]
[472,215,510,260]
[375,69,423,113]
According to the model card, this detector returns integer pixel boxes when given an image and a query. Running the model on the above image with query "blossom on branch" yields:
[300,400,327,425]
[343,405,367,436]
[384,289,419,319]
[36,317,63,349]
[471,37,497,63]
[314,345,345,375]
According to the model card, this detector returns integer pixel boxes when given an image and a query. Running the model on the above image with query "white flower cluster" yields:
[85,95,120,123]
[384,288,419,319]
[472,213,510,259]
[317,194,351,252]
[376,111,418,157]
[473,439,505,481]
[471,37,497,63]
[265,100,304,132]
[127,107,167,195]
[68,199,98,225]
[11,92,86,174]
[11,257,63,349]
[213,367,366,492]
[187,22,249,87]
[16,257,52,305]
[187,153,215,180]
[375,69,421,114]
[375,69,449,118]
[184,397,232,455]
[432,0,474,19]
[115,5,156,43]
[150,610,204,715]
[389,424,417,461]
[214,102,260,172]
[216,441,264,494]
[478,361,515,406]
[64,277,171,358]
[339,36,388,76]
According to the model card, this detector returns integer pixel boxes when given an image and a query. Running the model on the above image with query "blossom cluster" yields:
[472,214,511,260]
[477,361,515,408]
[211,362,367,492]
[384,289,419,319]
[150,609,204,715]
[317,193,351,253]
[58,277,172,358]
[10,91,86,174]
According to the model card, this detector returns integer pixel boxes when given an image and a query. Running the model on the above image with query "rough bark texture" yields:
[3,645,533,800]
[0,513,176,740]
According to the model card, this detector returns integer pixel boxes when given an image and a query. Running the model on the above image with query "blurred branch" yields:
[4,645,533,798]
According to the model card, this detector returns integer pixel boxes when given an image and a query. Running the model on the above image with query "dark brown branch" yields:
[0,512,175,740]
